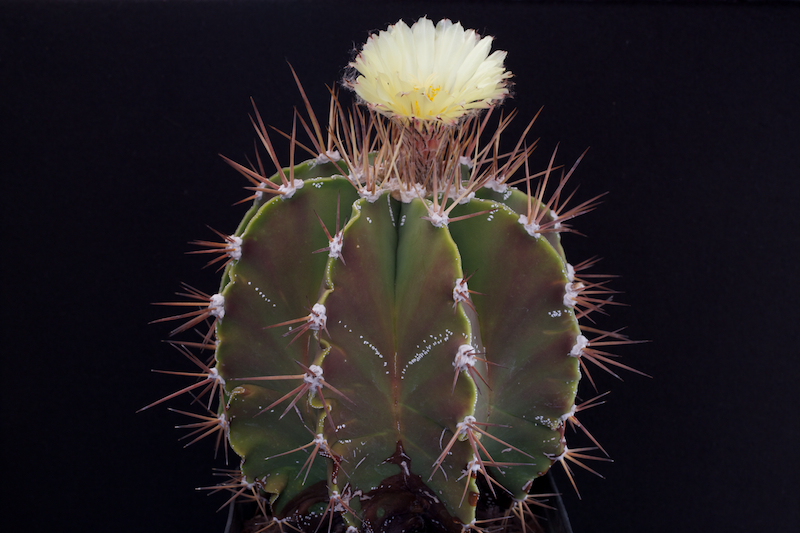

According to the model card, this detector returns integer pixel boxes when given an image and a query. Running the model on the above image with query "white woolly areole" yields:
[453,344,477,371]
[566,263,575,282]
[459,455,482,480]
[328,231,344,259]
[349,170,384,202]
[453,278,469,305]
[469,455,482,472]
[387,178,426,203]
[428,212,449,228]
[459,156,474,169]
[458,415,477,435]
[312,150,341,167]
[560,404,577,422]
[452,182,476,204]
[304,364,324,388]
[308,303,327,331]
[348,168,365,184]
[347,17,511,123]
[208,366,226,387]
[550,209,562,230]
[228,236,243,260]
[483,175,509,193]
[570,334,589,358]
[208,293,225,319]
[278,179,304,199]
[359,187,384,203]
[563,281,584,308]
[547,447,568,463]
[518,214,541,238]
[346,527,359,533]
[401,183,426,203]
[330,491,347,512]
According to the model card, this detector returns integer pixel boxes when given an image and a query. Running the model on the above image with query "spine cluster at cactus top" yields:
[146,17,642,533]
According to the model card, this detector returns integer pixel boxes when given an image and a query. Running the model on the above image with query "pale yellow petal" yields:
[347,17,511,122]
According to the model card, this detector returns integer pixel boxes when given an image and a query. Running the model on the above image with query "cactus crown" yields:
[147,16,642,533]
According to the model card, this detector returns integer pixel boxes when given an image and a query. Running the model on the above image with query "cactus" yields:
[146,17,641,533]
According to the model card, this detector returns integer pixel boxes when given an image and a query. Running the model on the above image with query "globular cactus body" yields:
[149,17,638,533]
[218,170,579,525]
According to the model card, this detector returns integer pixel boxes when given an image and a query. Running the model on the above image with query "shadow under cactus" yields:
[226,471,573,533]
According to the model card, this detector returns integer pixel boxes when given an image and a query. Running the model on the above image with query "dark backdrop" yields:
[4,1,799,532]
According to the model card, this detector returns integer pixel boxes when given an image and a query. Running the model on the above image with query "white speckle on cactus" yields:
[548,310,562,318]
[308,304,327,331]
[278,179,304,199]
[563,281,584,308]
[570,335,589,358]
[400,214,406,226]
[518,214,541,238]
[208,293,225,319]
[484,175,509,193]
[247,282,276,307]
[328,231,344,259]
[428,212,449,227]
[386,194,397,226]
[357,337,385,362]
[312,150,341,167]
[403,330,453,375]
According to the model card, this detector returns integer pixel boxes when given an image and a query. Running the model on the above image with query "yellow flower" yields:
[347,17,511,123]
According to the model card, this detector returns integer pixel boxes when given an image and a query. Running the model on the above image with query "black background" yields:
[4,1,799,532]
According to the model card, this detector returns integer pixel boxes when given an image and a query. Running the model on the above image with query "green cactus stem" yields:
[146,16,642,533]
